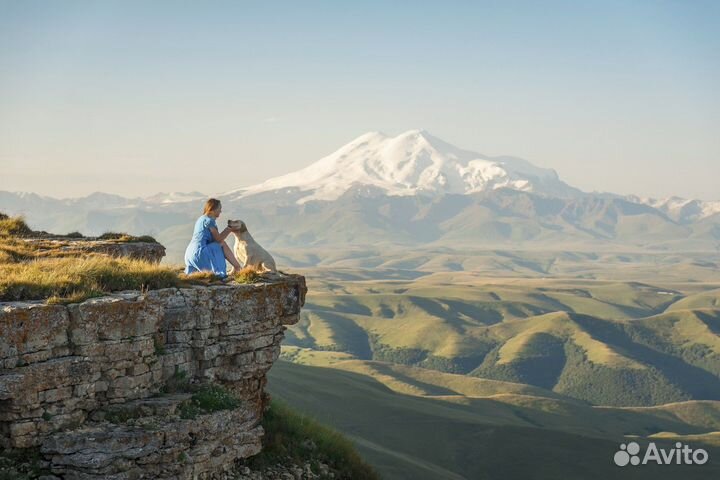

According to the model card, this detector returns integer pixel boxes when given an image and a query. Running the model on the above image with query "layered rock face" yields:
[0,275,306,479]
[18,237,167,263]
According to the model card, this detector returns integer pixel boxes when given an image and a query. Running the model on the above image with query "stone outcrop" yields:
[0,274,306,479]
[18,238,166,263]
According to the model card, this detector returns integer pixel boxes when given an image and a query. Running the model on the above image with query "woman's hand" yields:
[210,226,233,243]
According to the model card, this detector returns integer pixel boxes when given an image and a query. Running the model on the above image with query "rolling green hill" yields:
[472,309,720,405]
[273,248,720,476]
[268,360,720,480]
[282,271,720,407]
[666,289,720,311]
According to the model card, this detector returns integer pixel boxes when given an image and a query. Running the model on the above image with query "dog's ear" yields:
[239,221,247,233]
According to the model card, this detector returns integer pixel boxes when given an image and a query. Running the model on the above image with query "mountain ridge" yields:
[2,129,718,215]
[2,130,720,254]
[225,129,582,203]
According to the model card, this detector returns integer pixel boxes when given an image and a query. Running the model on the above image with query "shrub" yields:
[178,384,241,419]
[245,398,380,479]
[104,406,146,424]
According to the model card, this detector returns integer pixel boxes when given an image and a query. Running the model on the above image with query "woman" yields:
[184,198,242,277]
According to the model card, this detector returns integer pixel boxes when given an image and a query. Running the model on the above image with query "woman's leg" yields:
[221,241,242,270]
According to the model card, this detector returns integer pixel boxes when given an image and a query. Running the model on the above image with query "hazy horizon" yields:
[1,1,719,200]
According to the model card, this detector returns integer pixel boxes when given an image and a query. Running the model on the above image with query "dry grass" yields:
[178,271,222,283]
[0,237,89,263]
[0,213,158,243]
[0,213,161,265]
[0,258,272,303]
[0,213,274,303]
[98,232,158,243]
[233,266,264,284]
[0,256,183,303]
[175,267,267,286]
[0,214,33,237]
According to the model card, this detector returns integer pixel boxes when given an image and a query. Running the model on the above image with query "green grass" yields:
[296,279,680,367]
[244,398,380,480]
[158,370,241,419]
[280,350,568,400]
[666,288,720,311]
[178,384,241,419]
[160,368,191,394]
[104,406,147,424]
[268,360,720,480]
[283,270,720,407]
[158,372,244,420]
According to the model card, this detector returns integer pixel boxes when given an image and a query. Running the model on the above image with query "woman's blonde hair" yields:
[203,198,221,215]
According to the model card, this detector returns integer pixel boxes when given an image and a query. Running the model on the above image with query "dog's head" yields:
[228,219,247,233]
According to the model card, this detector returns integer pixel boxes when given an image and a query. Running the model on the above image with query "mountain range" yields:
[1,130,719,261]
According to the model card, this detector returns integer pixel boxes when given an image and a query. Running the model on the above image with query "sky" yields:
[0,0,719,200]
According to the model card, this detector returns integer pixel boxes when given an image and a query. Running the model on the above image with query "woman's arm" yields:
[209,226,232,243]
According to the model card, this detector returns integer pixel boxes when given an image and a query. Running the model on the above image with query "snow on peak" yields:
[228,130,576,203]
[627,195,720,221]
[143,191,208,204]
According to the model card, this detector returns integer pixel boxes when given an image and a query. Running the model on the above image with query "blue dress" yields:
[184,215,227,276]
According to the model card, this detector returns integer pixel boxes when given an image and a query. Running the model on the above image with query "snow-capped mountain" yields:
[626,195,720,223]
[2,129,719,256]
[143,191,208,204]
[226,129,581,203]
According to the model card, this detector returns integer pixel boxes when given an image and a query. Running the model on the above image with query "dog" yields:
[227,220,277,272]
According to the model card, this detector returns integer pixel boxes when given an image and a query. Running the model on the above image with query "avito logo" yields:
[614,441,709,467]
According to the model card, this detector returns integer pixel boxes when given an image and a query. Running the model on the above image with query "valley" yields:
[264,246,720,478]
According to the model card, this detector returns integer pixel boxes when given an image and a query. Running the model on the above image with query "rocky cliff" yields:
[0,274,307,479]
[15,237,166,263]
